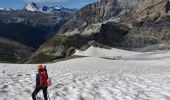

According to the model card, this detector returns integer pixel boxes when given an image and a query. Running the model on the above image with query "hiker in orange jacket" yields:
[32,64,48,100]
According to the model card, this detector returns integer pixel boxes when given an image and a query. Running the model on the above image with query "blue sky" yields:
[0,0,97,9]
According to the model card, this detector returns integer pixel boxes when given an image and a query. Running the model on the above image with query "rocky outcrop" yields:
[122,16,170,48]
[59,0,124,35]
[91,22,129,47]
[121,0,170,22]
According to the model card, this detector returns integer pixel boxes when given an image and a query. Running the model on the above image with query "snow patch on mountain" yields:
[74,46,142,58]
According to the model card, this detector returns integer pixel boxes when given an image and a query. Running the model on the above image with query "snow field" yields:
[0,57,170,100]
[1,47,170,100]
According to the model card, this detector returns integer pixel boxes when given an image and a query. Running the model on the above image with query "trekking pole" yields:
[47,91,50,100]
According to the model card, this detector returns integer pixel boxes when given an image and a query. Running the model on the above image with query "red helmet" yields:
[37,64,43,70]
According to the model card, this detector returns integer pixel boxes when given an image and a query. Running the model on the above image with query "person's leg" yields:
[32,87,41,100]
[42,86,48,100]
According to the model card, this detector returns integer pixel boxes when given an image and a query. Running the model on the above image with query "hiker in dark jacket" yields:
[32,64,48,100]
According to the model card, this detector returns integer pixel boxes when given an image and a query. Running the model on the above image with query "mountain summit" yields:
[24,2,41,11]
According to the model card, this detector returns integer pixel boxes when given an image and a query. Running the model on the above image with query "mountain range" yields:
[0,2,77,63]
[24,2,77,13]
[28,0,170,63]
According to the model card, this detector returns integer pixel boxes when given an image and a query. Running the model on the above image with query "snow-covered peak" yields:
[0,8,5,10]
[24,3,65,12]
[48,5,65,11]
[0,8,14,11]
[53,5,64,10]
[24,2,41,11]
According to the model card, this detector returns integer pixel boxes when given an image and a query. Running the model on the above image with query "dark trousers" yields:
[32,86,48,100]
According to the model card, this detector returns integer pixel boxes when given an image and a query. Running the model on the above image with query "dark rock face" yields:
[93,22,129,47]
[122,16,170,48]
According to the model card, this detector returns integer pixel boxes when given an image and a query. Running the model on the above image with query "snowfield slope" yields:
[1,47,170,100]
[74,46,142,58]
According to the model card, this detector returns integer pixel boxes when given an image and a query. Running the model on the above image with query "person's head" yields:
[37,64,43,71]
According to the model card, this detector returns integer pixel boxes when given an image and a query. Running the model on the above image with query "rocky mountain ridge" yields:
[59,0,170,35]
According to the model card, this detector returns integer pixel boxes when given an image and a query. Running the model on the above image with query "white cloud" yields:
[24,0,68,3]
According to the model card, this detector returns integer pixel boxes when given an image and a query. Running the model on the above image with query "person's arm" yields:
[36,73,40,87]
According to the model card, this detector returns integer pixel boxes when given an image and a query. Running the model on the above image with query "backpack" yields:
[39,71,48,87]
